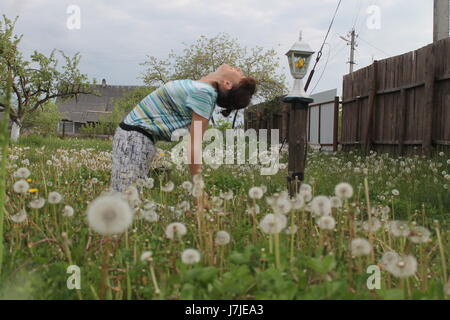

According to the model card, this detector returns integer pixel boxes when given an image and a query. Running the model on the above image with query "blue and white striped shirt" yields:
[123,79,217,141]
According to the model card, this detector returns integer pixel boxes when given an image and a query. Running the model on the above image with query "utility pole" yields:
[434,0,450,42]
[340,28,358,74]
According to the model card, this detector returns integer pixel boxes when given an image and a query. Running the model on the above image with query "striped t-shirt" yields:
[122,79,218,141]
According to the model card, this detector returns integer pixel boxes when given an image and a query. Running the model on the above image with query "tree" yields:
[21,102,62,137]
[140,32,288,124]
[0,15,92,141]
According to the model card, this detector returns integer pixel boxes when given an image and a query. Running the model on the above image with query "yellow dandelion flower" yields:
[159,152,165,156]
[28,188,38,193]
[27,178,32,183]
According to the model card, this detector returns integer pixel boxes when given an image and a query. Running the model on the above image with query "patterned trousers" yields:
[111,127,156,192]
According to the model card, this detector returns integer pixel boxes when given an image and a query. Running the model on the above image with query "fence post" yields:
[364,60,378,155]
[333,96,340,152]
[422,44,436,157]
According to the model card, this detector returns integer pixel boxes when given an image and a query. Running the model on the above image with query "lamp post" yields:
[283,31,315,196]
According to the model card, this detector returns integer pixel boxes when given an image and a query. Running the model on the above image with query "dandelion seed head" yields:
[86,195,133,235]
[14,167,31,179]
[311,196,332,217]
[165,222,187,240]
[161,181,175,192]
[11,208,27,223]
[215,230,231,246]
[29,197,45,209]
[259,213,287,234]
[317,215,336,230]
[249,187,264,200]
[388,220,410,237]
[13,180,29,194]
[181,248,201,264]
[386,255,418,278]
[351,238,372,257]
[335,182,354,200]
[62,205,74,217]
[48,191,63,204]
[330,196,342,208]
[408,226,431,244]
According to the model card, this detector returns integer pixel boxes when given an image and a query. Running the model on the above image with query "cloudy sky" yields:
[0,0,436,98]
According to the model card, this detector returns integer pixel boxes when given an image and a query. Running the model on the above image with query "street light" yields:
[282,31,315,195]
[284,31,315,103]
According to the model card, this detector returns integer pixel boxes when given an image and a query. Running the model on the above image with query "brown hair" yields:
[212,77,257,117]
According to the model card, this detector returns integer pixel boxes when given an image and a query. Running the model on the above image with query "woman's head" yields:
[211,64,257,117]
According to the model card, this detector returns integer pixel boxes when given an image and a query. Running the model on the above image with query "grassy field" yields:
[0,134,448,299]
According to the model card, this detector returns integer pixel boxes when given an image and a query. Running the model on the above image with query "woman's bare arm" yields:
[187,112,209,177]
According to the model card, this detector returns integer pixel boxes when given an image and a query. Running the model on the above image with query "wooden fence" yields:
[341,37,450,155]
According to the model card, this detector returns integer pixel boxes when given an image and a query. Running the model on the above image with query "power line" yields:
[358,36,391,57]
[304,0,343,91]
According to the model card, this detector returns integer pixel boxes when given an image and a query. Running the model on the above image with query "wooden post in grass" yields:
[284,97,313,196]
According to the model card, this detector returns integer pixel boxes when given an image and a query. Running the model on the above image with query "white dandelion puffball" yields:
[48,191,63,204]
[11,208,27,223]
[301,190,313,202]
[317,215,336,230]
[292,193,305,210]
[385,255,418,278]
[330,196,342,208]
[220,190,234,201]
[408,226,431,244]
[124,185,139,202]
[248,187,264,200]
[13,180,29,194]
[311,196,332,217]
[259,213,287,234]
[215,230,231,246]
[181,248,201,265]
[140,251,153,262]
[181,181,193,192]
[62,205,74,217]
[275,198,292,215]
[362,218,382,233]
[388,220,410,237]
[161,181,175,192]
[335,182,354,199]
[29,197,45,209]
[391,189,400,196]
[351,238,372,257]
[142,209,159,222]
[145,177,154,189]
[14,167,31,179]
[300,184,312,194]
[380,251,400,268]
[165,222,187,240]
[246,204,260,216]
[86,195,133,236]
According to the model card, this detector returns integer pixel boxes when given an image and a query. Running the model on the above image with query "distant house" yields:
[56,79,142,135]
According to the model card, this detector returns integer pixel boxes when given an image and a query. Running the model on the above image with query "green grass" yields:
[0,136,448,300]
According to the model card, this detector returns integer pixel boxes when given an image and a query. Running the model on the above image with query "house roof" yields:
[56,82,144,123]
